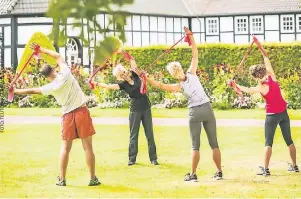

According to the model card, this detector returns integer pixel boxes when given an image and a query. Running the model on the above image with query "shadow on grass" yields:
[69,184,141,193]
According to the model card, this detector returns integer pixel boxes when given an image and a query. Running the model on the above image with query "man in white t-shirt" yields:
[13,43,100,186]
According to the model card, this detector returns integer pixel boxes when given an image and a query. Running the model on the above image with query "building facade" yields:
[0,0,300,69]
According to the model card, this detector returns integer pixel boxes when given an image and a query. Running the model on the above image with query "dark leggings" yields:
[265,109,293,147]
[128,108,157,162]
[188,102,219,150]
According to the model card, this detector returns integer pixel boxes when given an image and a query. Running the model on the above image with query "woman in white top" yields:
[146,27,222,181]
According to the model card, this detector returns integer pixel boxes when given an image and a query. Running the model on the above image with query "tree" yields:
[46,0,134,65]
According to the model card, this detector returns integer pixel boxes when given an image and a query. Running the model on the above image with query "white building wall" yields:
[220,17,234,43]
[220,33,234,43]
[264,15,279,42]
[18,25,52,45]
[4,13,301,69]
[281,34,295,42]
[296,34,301,41]
[206,36,219,43]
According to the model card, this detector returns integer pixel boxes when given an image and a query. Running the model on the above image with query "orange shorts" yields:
[61,106,96,140]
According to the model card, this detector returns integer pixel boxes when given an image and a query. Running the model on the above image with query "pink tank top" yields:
[261,75,287,114]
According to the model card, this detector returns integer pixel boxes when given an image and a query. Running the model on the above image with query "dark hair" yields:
[40,64,53,77]
[249,64,267,79]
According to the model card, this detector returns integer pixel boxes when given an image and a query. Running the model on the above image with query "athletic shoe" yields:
[288,163,299,172]
[128,161,136,166]
[88,176,101,186]
[151,160,159,165]
[257,166,271,176]
[56,176,66,186]
[184,173,198,182]
[212,171,223,180]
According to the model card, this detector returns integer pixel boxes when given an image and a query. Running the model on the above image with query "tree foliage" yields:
[46,0,134,64]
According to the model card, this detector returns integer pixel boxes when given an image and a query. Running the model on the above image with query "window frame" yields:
[281,14,295,33]
[206,17,219,36]
[235,16,248,34]
[250,16,264,34]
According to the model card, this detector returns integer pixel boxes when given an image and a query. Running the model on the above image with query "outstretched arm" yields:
[236,84,261,94]
[14,88,42,95]
[146,77,181,92]
[91,79,120,90]
[185,27,198,75]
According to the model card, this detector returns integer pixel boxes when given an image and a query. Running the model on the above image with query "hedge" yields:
[121,43,301,79]
[5,42,301,109]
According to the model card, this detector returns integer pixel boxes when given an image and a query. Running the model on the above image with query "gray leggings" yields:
[188,102,219,150]
[265,109,293,147]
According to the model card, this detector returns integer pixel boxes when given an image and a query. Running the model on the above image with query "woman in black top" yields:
[90,59,158,166]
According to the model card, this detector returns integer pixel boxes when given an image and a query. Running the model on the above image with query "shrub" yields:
[7,42,301,109]
[86,95,98,108]
[278,73,301,109]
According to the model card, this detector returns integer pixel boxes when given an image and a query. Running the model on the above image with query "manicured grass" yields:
[4,108,301,120]
[1,124,301,197]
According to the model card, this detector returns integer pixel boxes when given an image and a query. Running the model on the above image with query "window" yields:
[150,17,158,31]
[250,16,263,33]
[235,17,248,33]
[296,15,301,32]
[174,18,181,32]
[166,18,173,32]
[158,17,165,31]
[132,15,141,31]
[66,38,81,65]
[281,15,294,33]
[206,18,218,35]
[141,16,149,31]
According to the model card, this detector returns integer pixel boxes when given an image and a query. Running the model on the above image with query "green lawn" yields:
[1,124,301,197]
[4,108,301,120]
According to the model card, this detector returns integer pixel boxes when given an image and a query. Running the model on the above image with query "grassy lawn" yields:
[4,108,301,120]
[1,124,301,197]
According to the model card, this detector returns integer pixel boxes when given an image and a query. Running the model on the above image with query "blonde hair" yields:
[166,61,183,77]
[112,64,127,81]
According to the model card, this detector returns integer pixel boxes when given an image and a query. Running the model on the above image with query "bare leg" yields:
[81,136,95,179]
[191,150,200,175]
[264,146,272,169]
[212,148,222,172]
[288,144,297,166]
[59,140,73,180]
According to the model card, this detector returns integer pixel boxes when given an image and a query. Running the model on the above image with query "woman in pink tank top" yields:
[233,47,298,176]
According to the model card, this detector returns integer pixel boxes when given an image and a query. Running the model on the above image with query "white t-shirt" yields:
[180,72,210,108]
[40,64,85,114]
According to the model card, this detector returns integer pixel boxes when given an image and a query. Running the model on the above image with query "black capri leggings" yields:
[265,109,293,147]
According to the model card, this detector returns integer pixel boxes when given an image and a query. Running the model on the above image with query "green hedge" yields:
[122,43,301,79]
[5,43,301,109]
[95,42,301,109]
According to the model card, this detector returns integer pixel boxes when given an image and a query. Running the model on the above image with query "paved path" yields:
[4,116,301,127]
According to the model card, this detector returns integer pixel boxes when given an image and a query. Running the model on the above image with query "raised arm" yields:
[130,59,144,77]
[14,88,42,95]
[30,43,65,66]
[146,77,181,92]
[263,56,276,81]
[185,27,198,75]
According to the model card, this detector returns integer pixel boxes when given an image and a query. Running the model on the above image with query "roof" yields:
[11,0,49,14]
[1,0,301,16]
[121,0,190,16]
[184,0,301,16]
[0,0,19,15]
